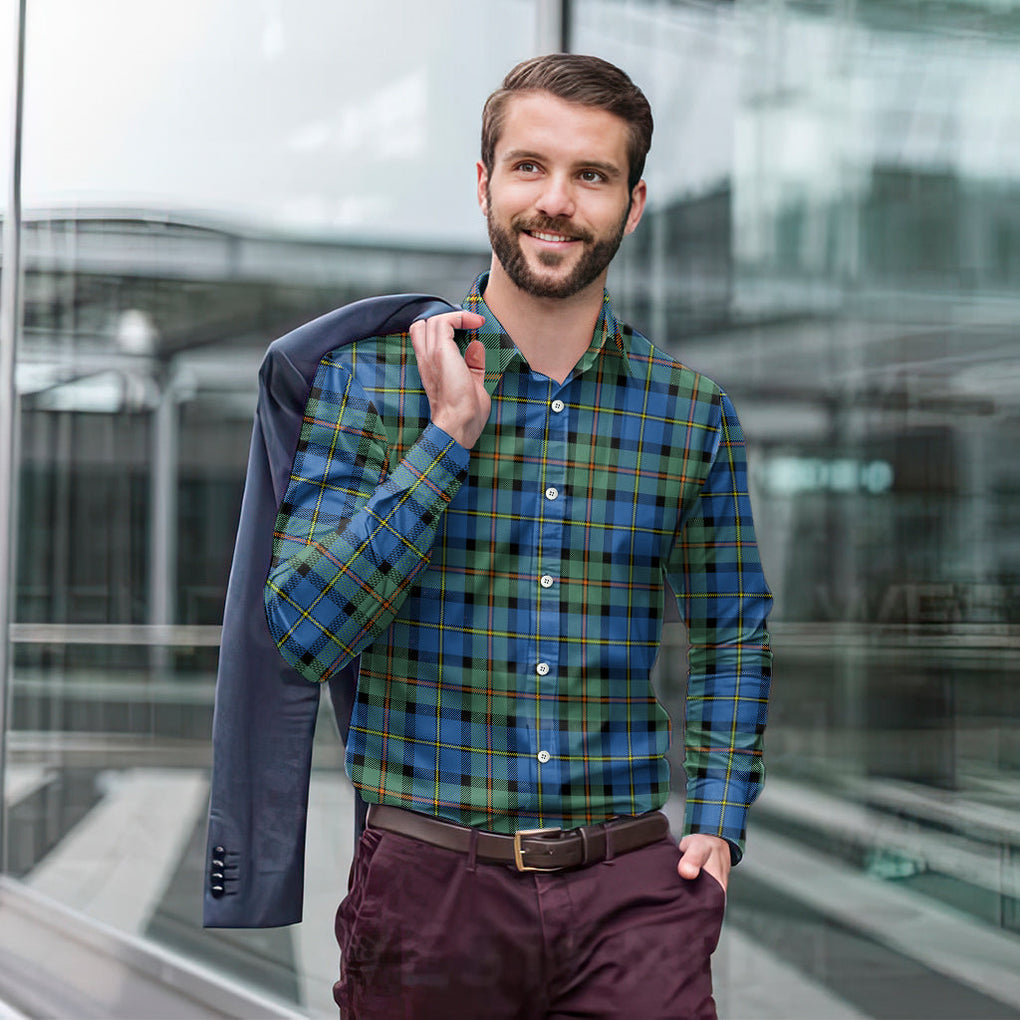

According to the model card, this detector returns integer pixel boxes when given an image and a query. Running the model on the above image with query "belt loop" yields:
[466,827,479,873]
[604,824,616,865]
[579,825,591,866]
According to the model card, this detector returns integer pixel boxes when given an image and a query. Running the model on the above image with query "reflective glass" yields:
[1,0,18,874]
[0,1,12,213]
[10,1,536,1014]
[20,0,536,247]
[575,1,1020,1017]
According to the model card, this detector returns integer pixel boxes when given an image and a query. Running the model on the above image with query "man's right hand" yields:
[409,310,489,450]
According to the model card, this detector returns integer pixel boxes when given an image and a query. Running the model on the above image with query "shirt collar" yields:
[459,272,633,392]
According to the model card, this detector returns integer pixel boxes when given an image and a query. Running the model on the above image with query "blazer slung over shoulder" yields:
[204,293,456,929]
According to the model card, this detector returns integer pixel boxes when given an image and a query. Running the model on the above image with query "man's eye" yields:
[580,170,605,183]
[516,162,539,174]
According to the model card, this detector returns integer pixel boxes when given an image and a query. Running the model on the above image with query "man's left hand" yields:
[677,833,731,892]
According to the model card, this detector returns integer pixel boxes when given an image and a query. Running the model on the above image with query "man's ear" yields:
[477,161,489,214]
[624,179,647,236]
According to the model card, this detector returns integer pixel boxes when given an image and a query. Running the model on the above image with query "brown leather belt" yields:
[367,803,669,872]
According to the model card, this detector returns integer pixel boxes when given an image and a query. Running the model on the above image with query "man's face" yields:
[478,92,646,300]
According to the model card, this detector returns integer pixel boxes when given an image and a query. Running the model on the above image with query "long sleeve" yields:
[264,356,469,683]
[665,390,773,863]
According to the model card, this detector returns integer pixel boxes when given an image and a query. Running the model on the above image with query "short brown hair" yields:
[481,54,653,192]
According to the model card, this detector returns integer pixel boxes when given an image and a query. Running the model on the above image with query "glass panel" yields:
[12,2,537,1014]
[574,1,1020,1017]
[20,0,538,246]
[0,0,12,214]
[1,0,19,888]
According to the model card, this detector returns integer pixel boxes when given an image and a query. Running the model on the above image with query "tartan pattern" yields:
[265,273,772,858]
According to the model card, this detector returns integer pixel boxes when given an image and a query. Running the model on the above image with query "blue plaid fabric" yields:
[265,273,772,859]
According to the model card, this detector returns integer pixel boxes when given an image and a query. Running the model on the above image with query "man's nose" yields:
[535,174,575,219]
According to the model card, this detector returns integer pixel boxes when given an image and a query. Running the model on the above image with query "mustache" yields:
[512,216,593,244]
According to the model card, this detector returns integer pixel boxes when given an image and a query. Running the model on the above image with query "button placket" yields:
[532,381,569,795]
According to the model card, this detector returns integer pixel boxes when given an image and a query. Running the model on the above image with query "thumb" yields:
[677,853,703,880]
[464,339,487,374]
[677,839,707,880]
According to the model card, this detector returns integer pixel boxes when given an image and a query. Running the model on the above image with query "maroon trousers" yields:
[334,825,726,1019]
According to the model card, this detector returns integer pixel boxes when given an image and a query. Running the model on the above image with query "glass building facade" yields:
[1,1,1019,1016]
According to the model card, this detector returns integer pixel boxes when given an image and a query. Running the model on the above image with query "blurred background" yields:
[1,0,1019,1017]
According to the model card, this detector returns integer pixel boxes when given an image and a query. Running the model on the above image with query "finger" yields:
[453,310,486,330]
[423,313,457,349]
[419,318,459,365]
[431,310,485,336]
[421,317,476,363]
[409,320,428,361]
[464,339,486,374]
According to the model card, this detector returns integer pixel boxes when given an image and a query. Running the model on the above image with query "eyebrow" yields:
[500,149,624,181]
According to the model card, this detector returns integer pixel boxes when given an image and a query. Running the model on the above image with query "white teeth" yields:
[531,231,573,243]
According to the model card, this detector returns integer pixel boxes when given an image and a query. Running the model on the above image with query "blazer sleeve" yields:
[203,295,455,928]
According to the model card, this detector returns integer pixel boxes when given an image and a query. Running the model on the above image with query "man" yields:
[264,54,772,1019]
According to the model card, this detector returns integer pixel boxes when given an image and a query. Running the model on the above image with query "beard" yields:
[486,187,629,300]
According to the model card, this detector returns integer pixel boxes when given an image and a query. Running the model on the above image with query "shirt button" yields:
[536,662,550,676]
[545,486,558,501]
[537,750,551,764]
[540,575,554,588]
[551,399,565,413]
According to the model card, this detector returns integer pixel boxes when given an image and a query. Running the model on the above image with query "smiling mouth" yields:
[525,229,580,243]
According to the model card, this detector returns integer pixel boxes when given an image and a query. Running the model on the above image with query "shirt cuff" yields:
[389,422,470,509]
[683,778,751,865]
[422,418,469,463]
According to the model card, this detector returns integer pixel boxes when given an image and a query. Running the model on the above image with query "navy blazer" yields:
[203,293,457,928]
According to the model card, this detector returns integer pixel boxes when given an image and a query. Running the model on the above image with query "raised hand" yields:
[409,310,489,450]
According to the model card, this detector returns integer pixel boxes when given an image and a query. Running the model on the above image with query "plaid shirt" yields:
[265,273,772,859]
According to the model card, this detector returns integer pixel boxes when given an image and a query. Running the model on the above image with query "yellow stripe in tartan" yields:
[270,541,426,651]
[367,621,662,647]
[265,580,360,660]
[305,446,456,572]
[352,727,657,763]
